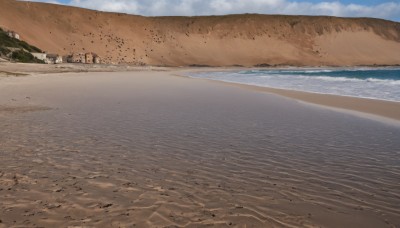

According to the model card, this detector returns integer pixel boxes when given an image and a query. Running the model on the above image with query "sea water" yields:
[189,68,400,102]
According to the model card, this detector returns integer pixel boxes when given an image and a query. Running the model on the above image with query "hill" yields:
[0,0,399,66]
[0,27,44,63]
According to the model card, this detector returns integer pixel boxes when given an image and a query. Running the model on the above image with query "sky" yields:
[25,0,400,21]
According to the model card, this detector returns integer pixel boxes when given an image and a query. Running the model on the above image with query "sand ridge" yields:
[0,0,400,66]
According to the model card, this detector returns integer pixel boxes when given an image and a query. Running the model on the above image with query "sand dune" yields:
[0,0,400,66]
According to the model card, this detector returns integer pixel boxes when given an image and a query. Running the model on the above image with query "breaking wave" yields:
[189,68,400,102]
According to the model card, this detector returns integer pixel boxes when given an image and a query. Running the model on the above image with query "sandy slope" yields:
[0,0,400,66]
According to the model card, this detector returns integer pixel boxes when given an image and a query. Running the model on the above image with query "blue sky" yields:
[27,0,400,21]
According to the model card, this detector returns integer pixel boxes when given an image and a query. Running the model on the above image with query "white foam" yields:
[189,69,400,102]
[303,76,362,82]
[289,70,334,73]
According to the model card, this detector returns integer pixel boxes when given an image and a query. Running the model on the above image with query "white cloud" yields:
[23,0,400,21]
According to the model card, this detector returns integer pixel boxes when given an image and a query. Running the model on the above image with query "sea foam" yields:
[189,68,400,102]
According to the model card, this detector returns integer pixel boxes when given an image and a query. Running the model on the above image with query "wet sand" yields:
[197,78,400,123]
[176,69,400,123]
[0,71,400,227]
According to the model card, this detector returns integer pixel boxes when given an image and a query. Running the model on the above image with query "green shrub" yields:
[11,50,44,63]
[0,27,44,63]
[0,46,10,56]
[0,28,43,53]
[19,41,42,52]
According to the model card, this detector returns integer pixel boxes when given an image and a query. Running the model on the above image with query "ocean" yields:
[189,68,400,102]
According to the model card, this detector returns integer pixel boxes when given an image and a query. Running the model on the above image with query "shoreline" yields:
[1,62,400,74]
[177,70,400,124]
[185,77,400,123]
[1,62,400,124]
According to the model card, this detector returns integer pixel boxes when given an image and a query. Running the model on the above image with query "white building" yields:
[31,53,47,62]
[46,54,63,64]
[7,31,20,40]
[31,53,63,64]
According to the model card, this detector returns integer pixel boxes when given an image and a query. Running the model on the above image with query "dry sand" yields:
[1,0,400,66]
[0,69,400,227]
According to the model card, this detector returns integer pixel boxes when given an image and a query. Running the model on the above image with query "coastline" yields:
[181,75,400,123]
[176,67,400,125]
[1,62,400,124]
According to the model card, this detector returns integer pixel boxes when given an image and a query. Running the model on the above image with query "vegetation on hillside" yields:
[0,27,44,63]
[11,50,44,63]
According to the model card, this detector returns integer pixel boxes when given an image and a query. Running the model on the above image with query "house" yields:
[46,54,63,64]
[7,31,20,40]
[62,55,69,63]
[31,53,62,64]
[31,53,47,62]
[67,53,86,63]
[93,54,101,64]
[85,53,93,64]
[66,52,101,64]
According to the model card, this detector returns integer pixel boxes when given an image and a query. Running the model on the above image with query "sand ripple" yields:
[0,72,399,227]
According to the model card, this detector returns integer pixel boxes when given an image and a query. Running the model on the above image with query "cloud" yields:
[24,0,400,21]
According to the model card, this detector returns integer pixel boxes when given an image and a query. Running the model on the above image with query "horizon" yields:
[24,0,400,22]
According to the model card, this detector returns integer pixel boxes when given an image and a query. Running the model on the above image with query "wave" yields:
[240,68,400,80]
[242,69,335,74]
[188,68,400,102]
[258,75,400,84]
[366,78,400,85]
[285,70,335,73]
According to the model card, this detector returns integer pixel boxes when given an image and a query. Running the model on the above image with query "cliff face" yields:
[1,0,400,66]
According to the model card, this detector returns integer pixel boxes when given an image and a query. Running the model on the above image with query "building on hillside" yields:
[31,53,62,64]
[62,55,69,63]
[67,53,86,63]
[7,31,20,40]
[31,53,47,62]
[85,53,93,64]
[93,54,101,64]
[46,54,63,64]
[66,52,101,64]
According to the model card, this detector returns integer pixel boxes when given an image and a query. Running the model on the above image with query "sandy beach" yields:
[186,76,400,124]
[2,62,400,123]
[0,66,400,227]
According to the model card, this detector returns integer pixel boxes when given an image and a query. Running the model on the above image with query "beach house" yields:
[31,53,47,62]
[94,55,101,64]
[31,53,63,64]
[7,30,20,40]
[85,53,93,64]
[66,52,101,64]
[67,53,86,63]
[46,54,63,64]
